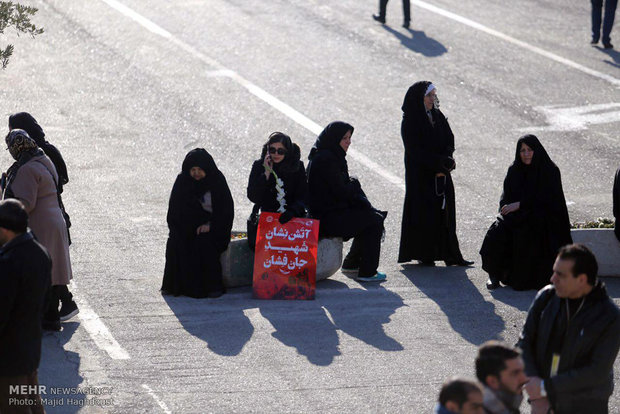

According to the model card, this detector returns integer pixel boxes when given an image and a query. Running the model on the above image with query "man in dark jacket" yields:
[0,199,50,414]
[517,244,620,414]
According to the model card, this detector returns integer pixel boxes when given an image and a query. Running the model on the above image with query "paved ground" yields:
[1,0,619,412]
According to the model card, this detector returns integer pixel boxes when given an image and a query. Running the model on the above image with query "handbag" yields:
[246,204,260,251]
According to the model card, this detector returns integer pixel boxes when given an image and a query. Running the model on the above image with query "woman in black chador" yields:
[398,81,472,267]
[162,148,234,298]
[247,132,307,223]
[307,121,387,282]
[480,135,572,290]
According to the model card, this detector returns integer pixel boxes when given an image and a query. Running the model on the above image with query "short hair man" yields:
[0,199,51,414]
[517,244,620,414]
[475,341,528,414]
[435,378,484,414]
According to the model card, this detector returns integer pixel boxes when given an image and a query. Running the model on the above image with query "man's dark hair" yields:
[476,341,521,384]
[0,199,28,233]
[557,243,598,285]
[438,378,482,408]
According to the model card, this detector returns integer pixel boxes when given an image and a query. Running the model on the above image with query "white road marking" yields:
[99,0,406,188]
[72,282,131,360]
[142,384,172,414]
[412,0,620,88]
[520,103,620,131]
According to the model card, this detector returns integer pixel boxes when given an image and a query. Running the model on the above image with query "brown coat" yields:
[5,155,72,285]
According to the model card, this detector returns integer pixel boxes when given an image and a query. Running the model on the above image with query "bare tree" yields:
[0,1,44,69]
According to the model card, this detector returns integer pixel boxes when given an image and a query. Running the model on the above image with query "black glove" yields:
[278,210,295,224]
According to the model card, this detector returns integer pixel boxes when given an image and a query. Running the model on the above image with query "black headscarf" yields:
[513,134,554,170]
[402,80,431,117]
[181,148,222,194]
[308,121,354,161]
[258,132,301,174]
[8,112,69,189]
[8,113,45,145]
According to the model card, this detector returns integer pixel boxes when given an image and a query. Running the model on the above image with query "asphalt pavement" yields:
[1,0,619,412]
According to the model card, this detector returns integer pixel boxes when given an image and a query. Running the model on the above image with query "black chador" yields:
[162,148,234,298]
[398,81,467,265]
[480,135,572,290]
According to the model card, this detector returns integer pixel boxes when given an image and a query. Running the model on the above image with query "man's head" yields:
[551,244,598,299]
[0,199,28,245]
[476,341,528,396]
[438,378,484,414]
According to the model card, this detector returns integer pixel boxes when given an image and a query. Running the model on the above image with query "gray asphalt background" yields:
[1,0,619,412]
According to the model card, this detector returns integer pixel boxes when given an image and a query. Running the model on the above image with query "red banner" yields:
[252,212,319,300]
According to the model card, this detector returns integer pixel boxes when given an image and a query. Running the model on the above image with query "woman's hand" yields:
[196,223,211,234]
[263,153,273,179]
[435,172,446,177]
[500,202,520,215]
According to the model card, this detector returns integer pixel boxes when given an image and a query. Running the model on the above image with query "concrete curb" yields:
[571,229,620,277]
[221,237,344,288]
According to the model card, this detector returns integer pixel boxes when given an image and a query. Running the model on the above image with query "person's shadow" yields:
[259,280,405,366]
[382,26,448,57]
[164,292,255,356]
[39,322,86,413]
[595,46,620,69]
[401,265,505,345]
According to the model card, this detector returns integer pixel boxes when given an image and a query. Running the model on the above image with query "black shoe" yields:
[445,259,474,266]
[591,38,599,45]
[486,278,500,290]
[59,300,79,322]
[372,14,386,24]
[42,319,61,331]
[603,42,614,49]
[403,21,410,28]
[418,260,435,267]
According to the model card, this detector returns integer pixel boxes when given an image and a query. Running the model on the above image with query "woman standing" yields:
[307,121,387,282]
[398,81,472,267]
[247,132,307,224]
[2,130,75,330]
[162,148,234,298]
[480,135,572,290]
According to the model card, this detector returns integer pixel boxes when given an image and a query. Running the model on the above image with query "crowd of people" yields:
[1,80,619,413]
[436,246,620,414]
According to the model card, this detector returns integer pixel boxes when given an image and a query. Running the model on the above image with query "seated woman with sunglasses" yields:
[247,132,308,225]
[307,121,387,282]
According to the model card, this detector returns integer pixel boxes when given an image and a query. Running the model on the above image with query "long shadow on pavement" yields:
[164,293,255,357]
[489,286,537,312]
[38,322,85,413]
[595,46,620,69]
[382,26,448,57]
[259,280,405,366]
[401,265,505,345]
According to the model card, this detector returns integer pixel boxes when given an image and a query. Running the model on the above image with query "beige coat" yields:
[5,155,72,285]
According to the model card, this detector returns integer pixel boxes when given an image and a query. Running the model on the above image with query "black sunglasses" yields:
[269,147,287,155]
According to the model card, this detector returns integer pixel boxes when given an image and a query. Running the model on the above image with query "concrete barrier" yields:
[221,236,344,288]
[571,229,620,277]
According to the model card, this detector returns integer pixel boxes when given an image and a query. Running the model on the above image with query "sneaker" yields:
[59,301,79,322]
[357,272,387,282]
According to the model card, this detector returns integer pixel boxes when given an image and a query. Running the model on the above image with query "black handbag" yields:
[247,204,260,251]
